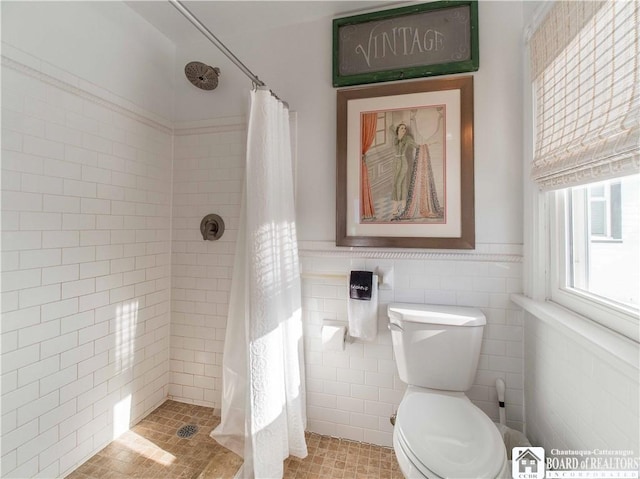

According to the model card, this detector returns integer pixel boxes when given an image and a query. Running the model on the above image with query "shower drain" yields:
[176,424,199,438]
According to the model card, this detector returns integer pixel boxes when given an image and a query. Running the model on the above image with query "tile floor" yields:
[66,400,402,479]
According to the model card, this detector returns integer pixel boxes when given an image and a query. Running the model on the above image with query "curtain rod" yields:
[168,0,266,88]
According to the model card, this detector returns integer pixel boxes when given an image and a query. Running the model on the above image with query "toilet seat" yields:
[394,428,443,479]
[395,387,506,479]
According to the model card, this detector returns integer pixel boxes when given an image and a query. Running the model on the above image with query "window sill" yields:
[590,238,622,244]
[510,293,639,371]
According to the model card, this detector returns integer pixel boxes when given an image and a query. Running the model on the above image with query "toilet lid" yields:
[395,389,506,479]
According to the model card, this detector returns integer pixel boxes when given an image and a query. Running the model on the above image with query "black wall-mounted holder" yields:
[200,214,225,241]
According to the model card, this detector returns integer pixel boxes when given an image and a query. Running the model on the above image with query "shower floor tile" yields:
[65,400,402,479]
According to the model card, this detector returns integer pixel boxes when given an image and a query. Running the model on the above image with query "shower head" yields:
[184,61,220,90]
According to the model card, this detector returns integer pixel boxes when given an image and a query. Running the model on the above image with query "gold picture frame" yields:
[336,76,475,249]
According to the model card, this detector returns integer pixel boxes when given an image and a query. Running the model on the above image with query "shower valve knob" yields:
[200,214,225,241]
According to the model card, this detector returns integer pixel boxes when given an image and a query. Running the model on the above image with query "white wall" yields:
[1,1,176,120]
[166,1,527,446]
[520,0,639,460]
[1,2,175,477]
[173,1,524,245]
[524,314,639,453]
[0,1,530,476]
[4,1,636,472]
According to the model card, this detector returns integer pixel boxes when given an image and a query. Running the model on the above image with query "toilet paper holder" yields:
[321,320,353,350]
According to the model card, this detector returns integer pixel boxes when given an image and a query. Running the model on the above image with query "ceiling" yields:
[126,1,405,46]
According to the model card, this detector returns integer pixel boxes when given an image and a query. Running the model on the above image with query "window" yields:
[373,112,386,147]
[550,176,639,340]
[529,1,639,341]
[562,175,639,310]
[587,180,622,241]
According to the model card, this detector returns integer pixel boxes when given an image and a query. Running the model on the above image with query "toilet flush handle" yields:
[388,322,403,331]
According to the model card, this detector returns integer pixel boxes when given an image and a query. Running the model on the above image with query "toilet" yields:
[388,303,508,479]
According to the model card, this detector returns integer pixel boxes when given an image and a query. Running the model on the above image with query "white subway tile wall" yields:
[524,315,640,454]
[169,124,245,408]
[300,255,524,447]
[1,59,172,478]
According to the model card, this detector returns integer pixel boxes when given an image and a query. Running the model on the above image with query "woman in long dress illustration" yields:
[390,122,418,217]
[394,108,444,221]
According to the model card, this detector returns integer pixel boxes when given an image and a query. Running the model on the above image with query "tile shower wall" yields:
[169,120,246,408]
[1,53,172,478]
[300,251,524,447]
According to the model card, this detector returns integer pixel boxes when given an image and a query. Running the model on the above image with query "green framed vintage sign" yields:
[333,1,479,87]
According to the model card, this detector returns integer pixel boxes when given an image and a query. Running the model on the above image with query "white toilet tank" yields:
[388,303,486,391]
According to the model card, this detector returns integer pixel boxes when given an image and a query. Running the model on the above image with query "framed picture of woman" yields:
[336,76,474,249]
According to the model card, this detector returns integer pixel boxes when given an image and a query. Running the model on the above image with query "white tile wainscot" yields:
[512,294,639,454]
[300,242,525,447]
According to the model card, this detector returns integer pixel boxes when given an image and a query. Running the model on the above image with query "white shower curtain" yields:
[211,89,308,479]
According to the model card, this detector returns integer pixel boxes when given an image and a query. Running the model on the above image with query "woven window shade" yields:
[530,1,640,190]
